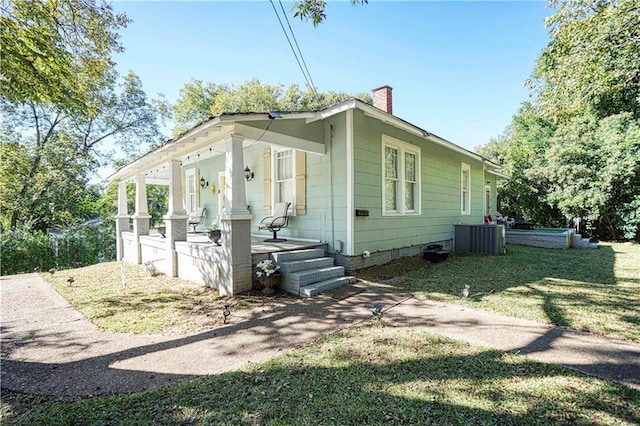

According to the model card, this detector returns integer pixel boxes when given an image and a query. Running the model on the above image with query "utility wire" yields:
[246,117,275,148]
[277,0,318,98]
[269,0,318,98]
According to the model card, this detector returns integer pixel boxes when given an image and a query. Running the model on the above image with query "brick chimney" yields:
[372,85,393,114]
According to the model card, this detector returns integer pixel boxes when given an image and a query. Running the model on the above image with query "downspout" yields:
[346,109,355,256]
[329,123,336,253]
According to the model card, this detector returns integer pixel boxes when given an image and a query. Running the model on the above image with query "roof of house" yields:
[109,98,506,182]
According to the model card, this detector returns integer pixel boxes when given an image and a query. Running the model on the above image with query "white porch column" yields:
[219,134,253,295]
[114,180,130,261]
[223,135,251,217]
[164,159,188,277]
[166,159,187,217]
[131,173,151,264]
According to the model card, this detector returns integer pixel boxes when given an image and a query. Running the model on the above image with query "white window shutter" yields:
[263,147,272,214]
[295,151,306,215]
[195,168,201,207]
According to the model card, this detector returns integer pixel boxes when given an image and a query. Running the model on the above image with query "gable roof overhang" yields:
[309,99,505,174]
[108,111,323,184]
[485,168,510,180]
[110,98,507,184]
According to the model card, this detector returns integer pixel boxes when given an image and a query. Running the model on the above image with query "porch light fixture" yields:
[244,166,254,181]
[200,177,208,189]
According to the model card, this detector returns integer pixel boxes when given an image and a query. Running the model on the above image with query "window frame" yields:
[271,147,296,216]
[461,162,471,215]
[381,135,421,216]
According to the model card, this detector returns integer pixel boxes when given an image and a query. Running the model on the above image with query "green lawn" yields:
[3,325,639,425]
[40,262,293,334]
[2,242,639,424]
[359,242,640,343]
[38,242,639,342]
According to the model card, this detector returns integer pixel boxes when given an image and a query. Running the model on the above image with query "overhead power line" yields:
[277,0,318,96]
[269,0,318,98]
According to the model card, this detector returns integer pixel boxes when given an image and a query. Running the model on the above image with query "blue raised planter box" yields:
[505,228,574,249]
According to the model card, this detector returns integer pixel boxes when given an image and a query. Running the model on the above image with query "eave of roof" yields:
[108,110,317,181]
[304,98,502,169]
[109,99,504,181]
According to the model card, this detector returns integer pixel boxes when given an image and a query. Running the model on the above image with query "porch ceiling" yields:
[111,112,325,184]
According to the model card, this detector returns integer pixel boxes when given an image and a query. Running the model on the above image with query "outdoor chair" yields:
[258,202,291,242]
[188,207,206,233]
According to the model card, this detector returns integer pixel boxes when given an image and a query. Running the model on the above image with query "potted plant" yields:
[256,259,281,294]
[206,221,222,245]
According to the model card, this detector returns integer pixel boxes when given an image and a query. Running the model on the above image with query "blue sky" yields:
[112,1,552,151]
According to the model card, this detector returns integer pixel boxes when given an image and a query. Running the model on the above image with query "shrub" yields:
[0,223,116,275]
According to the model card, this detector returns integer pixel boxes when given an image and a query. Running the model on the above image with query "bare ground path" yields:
[1,273,639,399]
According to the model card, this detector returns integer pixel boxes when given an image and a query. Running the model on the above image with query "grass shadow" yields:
[358,243,640,342]
[42,262,296,335]
[4,325,639,425]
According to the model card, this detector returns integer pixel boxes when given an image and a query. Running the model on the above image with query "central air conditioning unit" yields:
[454,224,505,255]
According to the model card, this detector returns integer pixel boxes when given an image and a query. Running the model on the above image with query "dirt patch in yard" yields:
[356,255,431,286]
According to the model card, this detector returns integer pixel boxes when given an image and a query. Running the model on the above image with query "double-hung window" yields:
[273,148,295,214]
[382,135,420,215]
[263,147,306,216]
[461,162,471,215]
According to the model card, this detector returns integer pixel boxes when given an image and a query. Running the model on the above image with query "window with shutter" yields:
[264,148,306,216]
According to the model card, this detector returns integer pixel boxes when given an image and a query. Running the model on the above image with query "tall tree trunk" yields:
[9,104,60,229]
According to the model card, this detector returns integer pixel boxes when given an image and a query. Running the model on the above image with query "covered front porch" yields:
[110,111,328,296]
[121,230,327,290]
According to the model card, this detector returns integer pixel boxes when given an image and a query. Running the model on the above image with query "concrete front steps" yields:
[572,233,598,249]
[272,249,356,297]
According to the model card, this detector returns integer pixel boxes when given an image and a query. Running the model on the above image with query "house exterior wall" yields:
[181,116,349,255]
[183,156,224,228]
[303,117,349,252]
[121,232,138,264]
[345,109,490,267]
[175,242,224,287]
[243,115,350,253]
[179,110,498,272]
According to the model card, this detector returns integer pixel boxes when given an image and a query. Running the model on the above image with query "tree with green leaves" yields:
[1,0,130,115]
[476,103,563,226]
[481,0,640,241]
[545,111,640,240]
[170,78,371,137]
[533,0,640,240]
[1,0,165,232]
[171,80,228,137]
[293,0,368,26]
[528,0,640,121]
[0,71,164,231]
